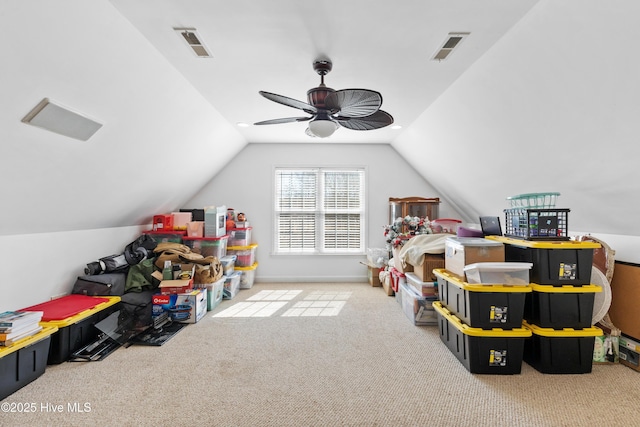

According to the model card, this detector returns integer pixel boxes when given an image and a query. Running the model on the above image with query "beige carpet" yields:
[2,282,639,427]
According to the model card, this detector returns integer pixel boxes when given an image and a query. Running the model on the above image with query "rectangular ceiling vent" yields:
[174,27,212,58]
[432,32,470,62]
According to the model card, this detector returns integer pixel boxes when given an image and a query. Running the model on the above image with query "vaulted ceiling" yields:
[110,0,539,144]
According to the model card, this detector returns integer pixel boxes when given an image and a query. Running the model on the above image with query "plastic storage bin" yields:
[193,278,224,311]
[523,321,602,374]
[228,227,252,246]
[504,208,570,240]
[183,235,228,259]
[21,294,120,365]
[431,218,462,234]
[434,269,531,329]
[400,282,438,326]
[433,301,531,374]
[463,262,532,285]
[0,326,57,400]
[236,262,258,289]
[223,271,242,299]
[525,283,601,329]
[220,255,237,275]
[405,272,438,297]
[20,295,121,364]
[143,230,186,243]
[227,243,258,267]
[489,236,598,286]
[152,214,173,231]
[506,192,560,209]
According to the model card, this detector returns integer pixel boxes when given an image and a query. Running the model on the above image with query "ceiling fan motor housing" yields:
[307,86,336,111]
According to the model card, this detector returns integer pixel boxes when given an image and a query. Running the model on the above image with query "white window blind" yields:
[275,168,365,254]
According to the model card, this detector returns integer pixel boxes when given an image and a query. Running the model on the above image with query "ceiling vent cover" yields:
[432,32,469,61]
[174,27,212,58]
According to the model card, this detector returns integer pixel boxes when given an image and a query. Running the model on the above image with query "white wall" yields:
[0,0,246,237]
[184,143,462,282]
[393,0,640,263]
[0,226,149,312]
[0,1,246,310]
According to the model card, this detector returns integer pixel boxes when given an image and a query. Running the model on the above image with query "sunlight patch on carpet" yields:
[212,301,288,317]
[213,290,352,318]
[281,300,346,317]
[304,291,352,301]
[247,290,302,301]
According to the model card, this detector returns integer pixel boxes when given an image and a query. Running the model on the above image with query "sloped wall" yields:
[393,0,640,262]
[0,1,245,310]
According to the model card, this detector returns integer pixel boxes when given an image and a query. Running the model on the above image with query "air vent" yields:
[174,27,212,58]
[432,32,469,62]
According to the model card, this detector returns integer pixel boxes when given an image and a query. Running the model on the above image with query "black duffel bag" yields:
[72,273,126,296]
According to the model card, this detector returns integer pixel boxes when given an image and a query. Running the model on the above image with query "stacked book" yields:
[0,311,44,346]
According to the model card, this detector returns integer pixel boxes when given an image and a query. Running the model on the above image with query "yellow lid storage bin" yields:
[235,262,258,289]
[434,269,531,330]
[523,322,602,374]
[525,283,601,329]
[487,236,599,286]
[227,243,258,267]
[0,326,58,400]
[433,301,531,374]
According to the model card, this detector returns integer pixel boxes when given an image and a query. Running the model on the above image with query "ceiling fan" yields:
[254,59,394,138]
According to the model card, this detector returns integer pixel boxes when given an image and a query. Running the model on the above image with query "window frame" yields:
[273,167,366,256]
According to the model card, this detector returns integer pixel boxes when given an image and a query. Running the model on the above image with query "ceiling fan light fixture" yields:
[308,119,338,138]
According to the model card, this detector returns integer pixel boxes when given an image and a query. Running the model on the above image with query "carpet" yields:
[129,322,187,346]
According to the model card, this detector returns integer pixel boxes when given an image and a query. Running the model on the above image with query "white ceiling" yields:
[109,0,539,144]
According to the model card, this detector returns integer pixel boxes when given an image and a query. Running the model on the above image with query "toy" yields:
[225,208,236,230]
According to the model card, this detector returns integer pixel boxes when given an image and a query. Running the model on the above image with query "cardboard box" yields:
[392,247,413,274]
[619,335,640,371]
[445,237,505,279]
[410,253,445,282]
[608,262,640,341]
[367,266,382,287]
[152,289,207,323]
[159,264,195,294]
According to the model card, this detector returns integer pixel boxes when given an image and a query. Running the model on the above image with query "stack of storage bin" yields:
[487,236,603,374]
[227,226,258,290]
[432,236,535,374]
[401,272,438,326]
[433,268,532,374]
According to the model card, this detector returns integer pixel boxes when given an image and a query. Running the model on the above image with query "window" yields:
[274,168,365,255]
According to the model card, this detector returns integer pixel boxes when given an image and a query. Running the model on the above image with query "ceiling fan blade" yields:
[254,116,312,125]
[259,91,317,115]
[325,89,382,117]
[334,110,394,131]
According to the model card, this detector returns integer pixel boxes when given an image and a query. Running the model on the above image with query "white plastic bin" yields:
[463,262,532,285]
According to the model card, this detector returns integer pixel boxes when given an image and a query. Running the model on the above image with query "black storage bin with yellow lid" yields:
[523,321,602,374]
[434,268,531,330]
[487,236,598,286]
[433,301,531,374]
[0,327,57,400]
[525,283,601,329]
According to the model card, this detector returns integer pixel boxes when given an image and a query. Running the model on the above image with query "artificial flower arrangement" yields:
[383,216,432,250]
